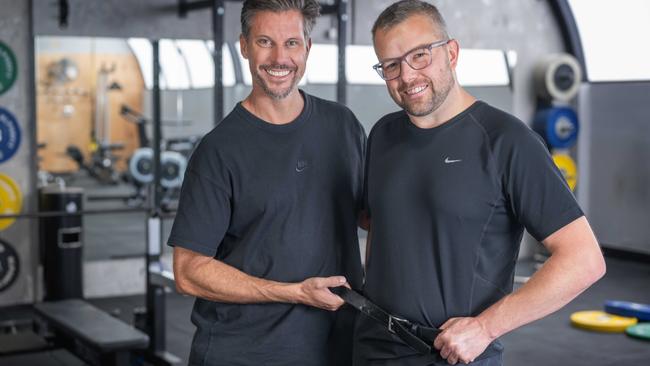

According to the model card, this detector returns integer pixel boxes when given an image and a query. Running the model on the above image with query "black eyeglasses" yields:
[372,39,450,81]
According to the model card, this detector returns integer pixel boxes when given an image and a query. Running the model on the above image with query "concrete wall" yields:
[577,82,650,255]
[0,0,37,305]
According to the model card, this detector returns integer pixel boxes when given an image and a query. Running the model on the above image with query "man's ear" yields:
[239,34,248,59]
[306,37,312,54]
[447,39,459,69]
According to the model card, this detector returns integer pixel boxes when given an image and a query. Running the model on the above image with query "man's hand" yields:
[295,276,348,311]
[433,317,494,365]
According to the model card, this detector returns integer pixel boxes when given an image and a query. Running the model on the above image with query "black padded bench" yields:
[35,299,149,366]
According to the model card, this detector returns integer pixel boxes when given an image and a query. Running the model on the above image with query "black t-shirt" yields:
[168,91,366,366]
[353,101,583,366]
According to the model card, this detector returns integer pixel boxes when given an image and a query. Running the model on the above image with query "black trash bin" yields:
[39,186,84,300]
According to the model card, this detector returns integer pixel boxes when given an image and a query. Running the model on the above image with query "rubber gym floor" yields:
[1,255,647,365]
[97,255,650,365]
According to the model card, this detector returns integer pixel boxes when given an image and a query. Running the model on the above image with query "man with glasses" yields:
[169,1,364,365]
[353,1,605,365]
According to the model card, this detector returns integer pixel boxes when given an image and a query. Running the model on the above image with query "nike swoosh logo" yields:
[444,157,462,164]
[296,160,308,172]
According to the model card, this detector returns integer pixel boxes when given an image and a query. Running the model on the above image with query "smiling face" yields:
[373,14,457,117]
[240,10,311,100]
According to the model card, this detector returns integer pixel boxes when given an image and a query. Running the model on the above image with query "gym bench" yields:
[35,299,149,366]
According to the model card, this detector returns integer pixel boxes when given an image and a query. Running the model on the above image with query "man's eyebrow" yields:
[378,42,432,63]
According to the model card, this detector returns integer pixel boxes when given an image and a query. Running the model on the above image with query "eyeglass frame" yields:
[372,39,451,81]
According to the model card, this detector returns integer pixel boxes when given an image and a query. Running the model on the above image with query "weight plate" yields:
[626,324,650,341]
[534,53,582,102]
[160,151,187,189]
[0,107,22,164]
[533,107,579,149]
[0,41,18,95]
[129,148,154,184]
[0,173,23,230]
[571,311,637,333]
[0,238,20,292]
[552,154,577,191]
[605,300,650,322]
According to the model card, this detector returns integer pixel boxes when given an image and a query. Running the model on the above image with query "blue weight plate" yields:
[0,107,21,164]
[533,107,579,149]
[605,300,650,322]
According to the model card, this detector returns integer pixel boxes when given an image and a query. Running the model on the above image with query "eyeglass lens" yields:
[380,47,432,80]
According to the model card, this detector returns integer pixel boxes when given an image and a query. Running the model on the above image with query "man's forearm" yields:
[175,255,300,304]
[476,235,605,339]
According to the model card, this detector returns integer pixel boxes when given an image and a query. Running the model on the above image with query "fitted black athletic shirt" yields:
[168,91,366,366]
[353,101,583,366]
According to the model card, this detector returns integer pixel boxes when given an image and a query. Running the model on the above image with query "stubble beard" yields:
[394,68,455,117]
[253,64,302,100]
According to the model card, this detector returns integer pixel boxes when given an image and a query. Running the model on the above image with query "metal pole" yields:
[152,40,162,211]
[336,0,348,105]
[147,39,165,354]
[213,0,225,123]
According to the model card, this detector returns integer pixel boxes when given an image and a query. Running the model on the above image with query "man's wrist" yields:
[259,281,302,304]
[476,314,500,341]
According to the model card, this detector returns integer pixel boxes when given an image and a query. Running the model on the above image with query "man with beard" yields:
[353,1,605,365]
[169,1,365,365]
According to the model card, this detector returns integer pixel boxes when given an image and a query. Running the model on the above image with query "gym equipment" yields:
[47,58,79,84]
[0,107,22,164]
[570,311,637,333]
[534,53,582,102]
[552,154,577,191]
[128,147,154,184]
[39,185,83,300]
[533,107,579,149]
[604,300,650,322]
[35,299,149,366]
[0,173,23,231]
[120,105,149,148]
[66,143,123,185]
[63,63,125,185]
[626,323,650,341]
[122,105,191,198]
[0,238,19,292]
[0,41,18,95]
[160,151,187,189]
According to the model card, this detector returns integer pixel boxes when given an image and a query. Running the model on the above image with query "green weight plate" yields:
[0,41,18,95]
[626,324,650,341]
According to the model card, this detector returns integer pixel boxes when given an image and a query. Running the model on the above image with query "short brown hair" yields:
[372,0,449,41]
[241,0,321,40]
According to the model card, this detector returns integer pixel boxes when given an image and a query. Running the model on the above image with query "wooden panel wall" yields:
[37,52,144,173]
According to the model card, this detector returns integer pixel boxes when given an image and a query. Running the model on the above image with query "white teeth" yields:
[266,69,291,77]
[406,85,427,95]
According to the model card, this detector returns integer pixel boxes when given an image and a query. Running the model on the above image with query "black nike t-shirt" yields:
[168,91,366,366]
[353,101,583,366]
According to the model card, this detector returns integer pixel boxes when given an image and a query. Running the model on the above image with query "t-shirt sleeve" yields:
[500,124,584,242]
[167,142,232,257]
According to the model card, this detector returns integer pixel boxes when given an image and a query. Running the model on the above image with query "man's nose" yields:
[399,60,418,83]
[271,46,290,64]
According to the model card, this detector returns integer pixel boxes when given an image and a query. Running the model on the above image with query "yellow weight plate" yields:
[0,173,22,230]
[570,311,637,333]
[552,154,577,191]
